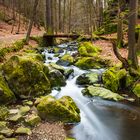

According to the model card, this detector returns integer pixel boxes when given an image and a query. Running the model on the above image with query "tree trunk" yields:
[25,0,39,44]
[128,0,138,69]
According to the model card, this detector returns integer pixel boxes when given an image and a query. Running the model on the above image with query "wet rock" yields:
[82,86,124,101]
[26,114,41,127]
[0,106,9,121]
[64,68,74,78]
[133,83,140,98]
[2,55,51,99]
[0,121,13,137]
[78,42,101,57]
[57,54,74,66]
[50,63,65,74]
[36,95,80,123]
[0,73,16,104]
[102,67,127,92]
[76,72,99,85]
[49,69,66,87]
[75,57,109,69]
[15,127,32,135]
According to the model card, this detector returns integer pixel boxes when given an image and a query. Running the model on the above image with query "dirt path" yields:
[0,31,45,44]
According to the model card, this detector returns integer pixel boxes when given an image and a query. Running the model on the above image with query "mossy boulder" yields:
[76,72,99,85]
[133,83,140,98]
[50,63,65,74]
[57,54,74,66]
[36,95,80,123]
[48,69,66,87]
[2,55,51,99]
[102,67,127,92]
[75,57,109,70]
[78,42,101,57]
[82,86,124,101]
[0,73,16,104]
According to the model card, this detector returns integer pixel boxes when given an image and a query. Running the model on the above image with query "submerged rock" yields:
[0,74,16,104]
[78,42,101,57]
[36,95,80,123]
[75,57,109,69]
[2,55,51,99]
[102,67,127,92]
[82,86,124,101]
[76,72,99,85]
[133,83,140,98]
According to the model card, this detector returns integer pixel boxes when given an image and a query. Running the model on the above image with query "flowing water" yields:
[43,42,140,140]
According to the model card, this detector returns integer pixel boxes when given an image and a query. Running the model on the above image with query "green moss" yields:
[82,86,124,101]
[61,54,74,64]
[75,57,109,70]
[37,95,80,123]
[0,73,16,104]
[102,67,127,92]
[0,39,25,61]
[76,72,99,85]
[26,114,41,127]
[78,42,101,57]
[48,69,66,87]
[0,106,9,121]
[15,127,32,135]
[133,83,140,98]
[2,55,51,99]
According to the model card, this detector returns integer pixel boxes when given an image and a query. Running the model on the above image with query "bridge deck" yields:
[43,34,80,38]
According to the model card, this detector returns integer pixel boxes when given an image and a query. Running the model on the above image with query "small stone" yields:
[9,109,19,115]
[26,114,41,127]
[8,114,22,122]
[15,127,32,135]
[0,121,13,137]
[19,106,30,115]
[0,135,5,140]
[23,100,33,106]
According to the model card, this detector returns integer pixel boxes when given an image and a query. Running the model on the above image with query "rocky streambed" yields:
[0,41,140,140]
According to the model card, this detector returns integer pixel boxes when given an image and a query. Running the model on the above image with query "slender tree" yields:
[25,0,39,44]
[128,0,138,69]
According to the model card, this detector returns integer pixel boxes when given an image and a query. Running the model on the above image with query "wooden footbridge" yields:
[43,34,80,46]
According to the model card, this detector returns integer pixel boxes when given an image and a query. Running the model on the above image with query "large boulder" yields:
[102,67,127,92]
[48,69,66,87]
[0,73,16,104]
[82,86,124,101]
[78,42,101,57]
[76,72,99,85]
[36,95,80,123]
[75,57,109,70]
[2,55,51,99]
[133,83,140,98]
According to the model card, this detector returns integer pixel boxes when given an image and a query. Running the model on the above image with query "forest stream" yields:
[43,42,140,140]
